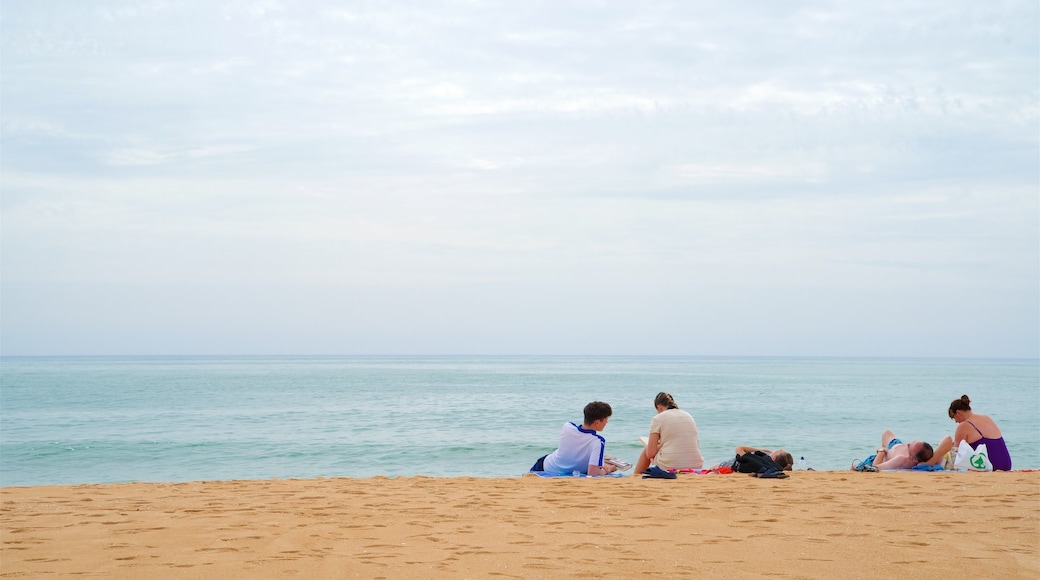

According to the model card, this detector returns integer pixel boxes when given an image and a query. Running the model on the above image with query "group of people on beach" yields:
[531,393,1012,476]
[530,392,794,477]
[850,394,1012,472]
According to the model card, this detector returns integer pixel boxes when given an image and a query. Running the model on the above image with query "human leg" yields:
[530,455,547,472]
[925,436,953,466]
[881,430,898,448]
[854,430,898,471]
[632,446,648,476]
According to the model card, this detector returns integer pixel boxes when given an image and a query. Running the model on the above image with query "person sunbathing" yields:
[713,446,794,472]
[852,429,951,471]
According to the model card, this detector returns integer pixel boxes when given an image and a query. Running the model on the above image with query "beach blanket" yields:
[674,467,734,475]
[529,471,627,478]
[911,464,945,471]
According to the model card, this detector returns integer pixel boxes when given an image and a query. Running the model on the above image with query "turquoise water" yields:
[1,356,1037,485]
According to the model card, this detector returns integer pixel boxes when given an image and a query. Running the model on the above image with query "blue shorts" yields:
[530,454,547,472]
[859,438,903,468]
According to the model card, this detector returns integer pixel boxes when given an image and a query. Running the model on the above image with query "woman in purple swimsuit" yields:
[948,395,1012,471]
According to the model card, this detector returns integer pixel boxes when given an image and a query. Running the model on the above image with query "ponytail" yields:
[654,392,679,410]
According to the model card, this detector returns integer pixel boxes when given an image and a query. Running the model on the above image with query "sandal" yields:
[642,466,678,479]
[751,466,789,479]
[852,460,879,472]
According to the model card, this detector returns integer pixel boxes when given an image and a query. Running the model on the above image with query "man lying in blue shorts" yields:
[852,429,950,471]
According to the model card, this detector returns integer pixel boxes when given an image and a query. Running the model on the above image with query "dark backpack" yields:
[733,450,782,474]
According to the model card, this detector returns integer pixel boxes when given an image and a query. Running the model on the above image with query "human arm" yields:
[871,446,914,470]
[588,463,616,476]
[880,430,897,448]
[924,436,953,466]
[644,432,662,462]
[586,442,616,476]
[871,430,908,468]
[735,446,771,455]
[953,422,972,447]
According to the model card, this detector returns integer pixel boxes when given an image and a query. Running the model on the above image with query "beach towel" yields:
[911,464,945,471]
[675,467,733,475]
[529,471,627,478]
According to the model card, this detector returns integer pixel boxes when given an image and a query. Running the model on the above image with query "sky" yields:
[1,1,1037,357]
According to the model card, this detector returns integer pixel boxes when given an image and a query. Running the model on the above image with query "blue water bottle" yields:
[797,456,807,471]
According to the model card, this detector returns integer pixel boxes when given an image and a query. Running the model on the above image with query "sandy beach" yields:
[2,471,1038,578]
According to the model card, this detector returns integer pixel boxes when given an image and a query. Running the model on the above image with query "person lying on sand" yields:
[852,429,952,471]
[713,446,794,472]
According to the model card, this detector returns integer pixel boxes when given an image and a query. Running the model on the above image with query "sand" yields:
[2,471,1038,578]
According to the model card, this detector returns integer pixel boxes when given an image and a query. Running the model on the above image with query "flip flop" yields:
[759,468,789,479]
[750,466,789,479]
[642,466,677,479]
[851,460,879,473]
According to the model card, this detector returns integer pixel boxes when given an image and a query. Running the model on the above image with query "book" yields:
[605,456,632,471]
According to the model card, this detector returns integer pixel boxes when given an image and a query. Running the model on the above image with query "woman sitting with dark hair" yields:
[634,392,703,475]
[949,395,1012,471]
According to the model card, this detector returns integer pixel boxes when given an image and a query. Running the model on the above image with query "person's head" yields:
[654,392,679,411]
[583,401,612,429]
[771,450,794,471]
[948,395,972,421]
[908,441,934,464]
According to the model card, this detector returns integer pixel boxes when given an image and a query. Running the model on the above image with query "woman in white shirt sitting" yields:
[634,392,704,475]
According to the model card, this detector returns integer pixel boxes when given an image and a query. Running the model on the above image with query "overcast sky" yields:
[2,1,1037,357]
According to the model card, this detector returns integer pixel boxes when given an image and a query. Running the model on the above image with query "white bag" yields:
[953,440,993,472]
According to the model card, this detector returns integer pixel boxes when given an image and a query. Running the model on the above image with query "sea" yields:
[1,356,1037,486]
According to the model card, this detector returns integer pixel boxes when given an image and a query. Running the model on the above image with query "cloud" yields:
[1,0,1036,356]
[102,144,256,166]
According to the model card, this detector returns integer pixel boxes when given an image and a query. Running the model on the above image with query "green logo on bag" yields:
[970,453,988,470]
